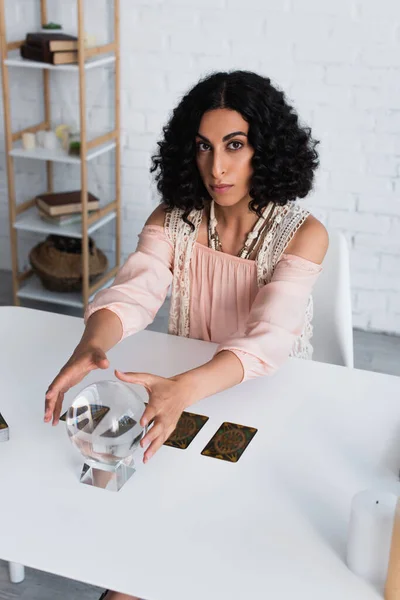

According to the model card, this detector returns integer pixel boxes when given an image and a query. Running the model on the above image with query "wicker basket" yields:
[29,234,108,293]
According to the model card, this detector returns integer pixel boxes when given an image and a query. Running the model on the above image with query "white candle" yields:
[22,132,36,150]
[36,130,46,147]
[347,489,398,587]
[43,131,58,150]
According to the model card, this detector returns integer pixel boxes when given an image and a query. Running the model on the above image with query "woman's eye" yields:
[196,141,243,152]
[228,141,243,150]
[197,142,210,152]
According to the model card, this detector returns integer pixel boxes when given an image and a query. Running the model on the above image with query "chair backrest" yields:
[311,231,354,368]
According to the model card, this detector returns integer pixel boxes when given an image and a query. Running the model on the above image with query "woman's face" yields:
[195,108,254,207]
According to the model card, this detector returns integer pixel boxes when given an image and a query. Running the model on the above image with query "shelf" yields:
[4,54,116,72]
[17,274,114,308]
[9,140,116,163]
[0,0,120,312]
[14,207,116,239]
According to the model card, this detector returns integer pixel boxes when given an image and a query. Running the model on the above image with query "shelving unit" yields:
[14,206,117,239]
[0,0,121,311]
[4,54,116,71]
[9,139,117,163]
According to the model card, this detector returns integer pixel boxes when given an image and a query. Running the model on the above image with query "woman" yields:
[45,70,328,600]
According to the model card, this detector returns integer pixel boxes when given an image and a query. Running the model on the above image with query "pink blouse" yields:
[84,225,322,381]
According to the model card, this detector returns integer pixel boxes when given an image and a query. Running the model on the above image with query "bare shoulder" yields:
[285,214,329,265]
[145,203,168,227]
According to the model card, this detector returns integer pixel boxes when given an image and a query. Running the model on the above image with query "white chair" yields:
[311,230,354,368]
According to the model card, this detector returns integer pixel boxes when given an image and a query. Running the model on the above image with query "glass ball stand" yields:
[66,380,147,492]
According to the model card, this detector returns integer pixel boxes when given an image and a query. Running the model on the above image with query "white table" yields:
[1,306,400,600]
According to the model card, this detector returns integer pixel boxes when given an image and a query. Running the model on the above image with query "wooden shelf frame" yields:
[0,0,121,310]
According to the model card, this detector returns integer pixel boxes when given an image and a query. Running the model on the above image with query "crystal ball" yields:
[66,379,146,466]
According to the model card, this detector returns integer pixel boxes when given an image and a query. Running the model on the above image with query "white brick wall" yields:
[0,0,400,334]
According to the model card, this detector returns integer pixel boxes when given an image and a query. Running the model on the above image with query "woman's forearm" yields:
[174,350,244,408]
[76,308,123,354]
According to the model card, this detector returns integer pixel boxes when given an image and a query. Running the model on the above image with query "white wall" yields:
[1,0,400,333]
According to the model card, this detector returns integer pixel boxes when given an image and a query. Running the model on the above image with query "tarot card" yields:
[201,421,257,463]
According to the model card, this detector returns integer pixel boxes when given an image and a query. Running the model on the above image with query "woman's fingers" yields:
[115,369,159,391]
[44,372,70,422]
[144,433,169,463]
[44,391,60,423]
[44,392,57,422]
[142,420,177,463]
[44,388,64,423]
[140,422,163,449]
[140,403,157,428]
[44,351,95,422]
[45,368,73,401]
[52,392,64,426]
[45,380,59,400]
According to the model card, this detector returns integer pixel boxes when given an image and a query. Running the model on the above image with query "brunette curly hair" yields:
[150,70,319,223]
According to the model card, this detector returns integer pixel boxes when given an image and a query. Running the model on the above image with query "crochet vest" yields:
[165,201,314,359]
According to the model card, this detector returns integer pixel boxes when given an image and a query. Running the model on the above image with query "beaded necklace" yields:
[208,200,274,259]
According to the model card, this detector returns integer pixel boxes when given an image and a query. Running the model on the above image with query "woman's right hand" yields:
[44,345,109,426]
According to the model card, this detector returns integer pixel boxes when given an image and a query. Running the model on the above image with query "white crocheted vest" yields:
[165,201,314,360]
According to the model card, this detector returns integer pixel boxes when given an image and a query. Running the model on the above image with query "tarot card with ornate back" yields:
[201,421,257,462]
[164,411,209,449]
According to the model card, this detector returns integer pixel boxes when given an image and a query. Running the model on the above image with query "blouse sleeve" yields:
[84,225,173,342]
[215,253,323,382]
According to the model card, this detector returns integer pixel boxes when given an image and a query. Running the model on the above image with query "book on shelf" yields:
[20,44,78,65]
[26,32,78,52]
[37,208,98,226]
[35,191,100,216]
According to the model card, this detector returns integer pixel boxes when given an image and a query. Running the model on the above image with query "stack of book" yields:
[35,191,100,226]
[20,32,79,65]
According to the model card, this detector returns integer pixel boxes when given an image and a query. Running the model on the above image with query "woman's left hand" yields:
[115,369,189,463]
